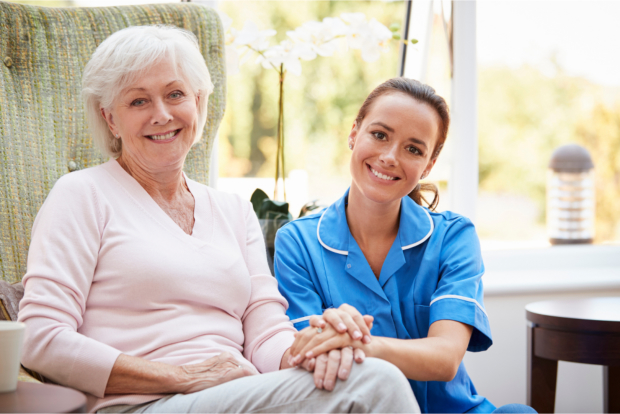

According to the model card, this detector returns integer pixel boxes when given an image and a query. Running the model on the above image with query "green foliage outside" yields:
[479,64,620,242]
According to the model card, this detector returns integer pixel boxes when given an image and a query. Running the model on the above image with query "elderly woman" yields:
[17,26,418,413]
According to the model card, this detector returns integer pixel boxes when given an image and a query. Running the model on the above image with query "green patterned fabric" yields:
[0,1,226,283]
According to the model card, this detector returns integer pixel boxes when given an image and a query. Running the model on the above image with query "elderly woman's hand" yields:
[105,352,256,396]
[291,323,367,368]
[291,346,356,391]
[289,304,373,366]
[177,352,257,394]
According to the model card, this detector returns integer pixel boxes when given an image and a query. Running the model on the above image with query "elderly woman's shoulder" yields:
[50,163,109,193]
[188,179,254,216]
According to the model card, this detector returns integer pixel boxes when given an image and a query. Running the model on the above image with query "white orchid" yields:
[322,17,348,37]
[340,12,369,50]
[259,40,316,76]
[234,21,277,52]
[359,19,394,62]
[287,20,339,57]
[221,11,396,72]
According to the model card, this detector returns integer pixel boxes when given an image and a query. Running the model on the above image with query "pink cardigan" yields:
[18,160,296,412]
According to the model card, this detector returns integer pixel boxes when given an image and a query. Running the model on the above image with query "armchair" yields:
[0,2,226,384]
[0,0,226,286]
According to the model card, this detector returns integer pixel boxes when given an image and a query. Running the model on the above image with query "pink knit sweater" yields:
[18,160,296,412]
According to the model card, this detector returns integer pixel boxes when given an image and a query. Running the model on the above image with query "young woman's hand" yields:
[290,322,369,367]
[312,304,374,345]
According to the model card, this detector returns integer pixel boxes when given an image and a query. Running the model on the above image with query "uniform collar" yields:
[317,188,434,255]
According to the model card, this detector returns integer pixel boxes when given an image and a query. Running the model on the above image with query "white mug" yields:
[0,321,25,393]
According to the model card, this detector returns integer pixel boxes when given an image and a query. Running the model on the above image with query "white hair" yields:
[81,25,214,158]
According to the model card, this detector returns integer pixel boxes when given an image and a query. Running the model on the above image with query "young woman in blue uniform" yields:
[274,78,535,413]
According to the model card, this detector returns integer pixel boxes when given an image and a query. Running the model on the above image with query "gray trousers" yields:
[98,358,420,413]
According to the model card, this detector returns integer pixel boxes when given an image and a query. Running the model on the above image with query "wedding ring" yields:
[316,327,323,334]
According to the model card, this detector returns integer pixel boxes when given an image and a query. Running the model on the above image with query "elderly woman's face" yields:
[102,59,200,170]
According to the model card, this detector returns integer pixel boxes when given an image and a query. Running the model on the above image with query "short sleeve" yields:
[274,224,325,331]
[429,218,492,352]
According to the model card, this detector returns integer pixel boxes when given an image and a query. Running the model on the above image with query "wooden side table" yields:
[0,382,86,413]
[526,297,620,413]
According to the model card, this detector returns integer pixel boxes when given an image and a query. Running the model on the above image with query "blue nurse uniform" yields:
[274,189,495,413]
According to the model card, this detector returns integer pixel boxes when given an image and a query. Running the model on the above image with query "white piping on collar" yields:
[401,208,434,250]
[429,295,489,317]
[317,209,348,255]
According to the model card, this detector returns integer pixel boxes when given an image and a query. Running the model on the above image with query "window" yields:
[216,0,406,217]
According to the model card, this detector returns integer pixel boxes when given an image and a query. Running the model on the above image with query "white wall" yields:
[465,245,620,412]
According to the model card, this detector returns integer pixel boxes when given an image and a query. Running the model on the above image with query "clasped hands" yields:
[289,304,374,391]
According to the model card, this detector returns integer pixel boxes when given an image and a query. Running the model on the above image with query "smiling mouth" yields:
[146,129,180,140]
[367,164,399,181]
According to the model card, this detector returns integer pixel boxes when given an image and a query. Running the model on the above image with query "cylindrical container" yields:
[547,144,595,245]
[0,321,25,393]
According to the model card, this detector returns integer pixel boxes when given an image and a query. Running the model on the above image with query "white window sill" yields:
[481,244,620,296]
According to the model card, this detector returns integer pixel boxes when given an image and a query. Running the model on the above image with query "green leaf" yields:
[392,33,401,40]
[410,38,419,44]
[258,198,291,220]
[250,188,270,215]
[389,22,400,32]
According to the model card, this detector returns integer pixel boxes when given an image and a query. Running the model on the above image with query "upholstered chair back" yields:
[0,1,226,282]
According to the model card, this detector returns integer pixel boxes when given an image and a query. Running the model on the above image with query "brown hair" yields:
[354,77,450,211]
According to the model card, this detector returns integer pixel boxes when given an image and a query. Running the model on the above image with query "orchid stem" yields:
[274,64,286,201]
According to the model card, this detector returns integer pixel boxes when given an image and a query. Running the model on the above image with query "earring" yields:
[115,134,119,138]
[349,143,353,150]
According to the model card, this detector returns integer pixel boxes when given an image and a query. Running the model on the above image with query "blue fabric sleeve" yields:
[274,225,324,331]
[429,217,493,352]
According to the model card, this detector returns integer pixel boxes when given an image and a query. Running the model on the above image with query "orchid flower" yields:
[220,11,395,74]
[234,21,277,52]
[360,19,394,62]
[287,21,339,57]
[259,40,316,76]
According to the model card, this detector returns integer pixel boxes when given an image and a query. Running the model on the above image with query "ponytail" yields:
[409,183,440,212]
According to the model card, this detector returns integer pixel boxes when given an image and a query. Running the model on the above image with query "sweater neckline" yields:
[102,159,213,249]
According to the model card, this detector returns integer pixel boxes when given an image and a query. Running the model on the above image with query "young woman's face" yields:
[349,92,440,206]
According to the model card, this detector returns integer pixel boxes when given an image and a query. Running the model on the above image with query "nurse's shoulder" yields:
[418,208,483,270]
[275,208,325,248]
[425,208,480,243]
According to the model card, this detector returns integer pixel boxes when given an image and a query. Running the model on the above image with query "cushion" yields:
[0,280,24,321]
[0,280,45,383]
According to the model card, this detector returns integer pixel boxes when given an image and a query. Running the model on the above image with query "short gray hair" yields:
[81,25,214,158]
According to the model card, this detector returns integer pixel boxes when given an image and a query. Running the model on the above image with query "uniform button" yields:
[347,264,352,269]
[68,161,78,172]
[3,57,13,68]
